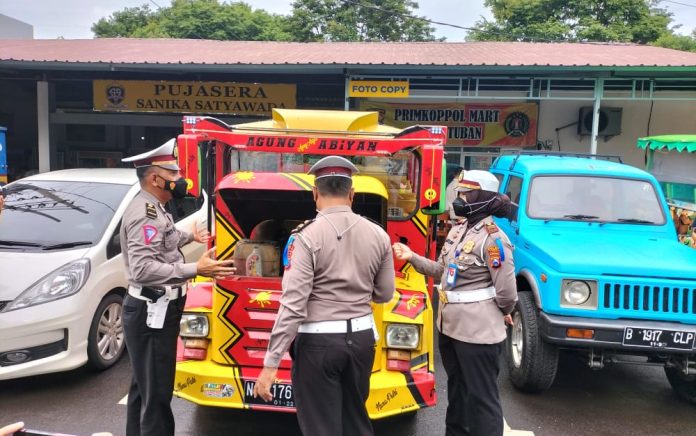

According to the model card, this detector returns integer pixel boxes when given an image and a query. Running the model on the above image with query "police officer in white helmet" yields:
[393,170,518,436]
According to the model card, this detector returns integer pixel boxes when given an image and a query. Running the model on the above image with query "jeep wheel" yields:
[506,291,559,393]
[665,366,696,404]
[87,293,126,370]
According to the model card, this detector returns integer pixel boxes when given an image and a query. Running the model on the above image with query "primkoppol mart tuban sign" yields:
[93,80,296,116]
[359,101,538,147]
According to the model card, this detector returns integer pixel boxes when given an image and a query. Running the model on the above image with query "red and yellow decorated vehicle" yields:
[173,109,447,419]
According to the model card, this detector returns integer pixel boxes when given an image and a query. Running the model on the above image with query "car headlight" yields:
[385,323,420,349]
[2,259,90,312]
[180,313,209,338]
[562,280,591,305]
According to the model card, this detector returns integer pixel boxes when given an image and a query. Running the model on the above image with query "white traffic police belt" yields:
[440,285,496,304]
[298,313,378,340]
[128,284,187,329]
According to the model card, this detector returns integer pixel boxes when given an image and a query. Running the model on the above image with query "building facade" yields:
[1,39,696,181]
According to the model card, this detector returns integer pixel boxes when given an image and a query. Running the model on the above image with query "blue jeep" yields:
[489,152,696,403]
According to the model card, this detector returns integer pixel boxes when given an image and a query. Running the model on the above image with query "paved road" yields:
[2,340,695,436]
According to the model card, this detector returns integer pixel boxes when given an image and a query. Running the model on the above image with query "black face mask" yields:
[452,192,518,224]
[158,175,188,199]
[452,195,493,218]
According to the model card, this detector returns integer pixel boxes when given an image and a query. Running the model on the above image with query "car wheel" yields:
[506,291,559,393]
[665,366,696,404]
[87,293,126,370]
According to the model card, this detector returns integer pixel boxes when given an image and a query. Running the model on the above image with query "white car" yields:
[0,169,207,380]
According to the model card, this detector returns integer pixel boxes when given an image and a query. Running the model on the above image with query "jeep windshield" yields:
[0,180,130,249]
[527,175,666,225]
[225,149,420,218]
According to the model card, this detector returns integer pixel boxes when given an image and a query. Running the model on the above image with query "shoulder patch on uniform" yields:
[143,225,158,245]
[291,219,315,234]
[283,235,296,270]
[487,245,502,268]
[485,222,499,234]
[145,202,158,219]
[494,238,506,262]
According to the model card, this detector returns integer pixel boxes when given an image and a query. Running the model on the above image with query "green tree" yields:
[468,0,673,43]
[287,0,438,42]
[653,31,696,52]
[92,0,293,41]
[92,6,156,37]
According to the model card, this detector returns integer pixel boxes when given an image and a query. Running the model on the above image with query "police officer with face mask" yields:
[393,170,518,436]
[120,139,236,436]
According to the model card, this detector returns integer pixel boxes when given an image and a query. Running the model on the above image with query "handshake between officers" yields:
[119,139,236,436]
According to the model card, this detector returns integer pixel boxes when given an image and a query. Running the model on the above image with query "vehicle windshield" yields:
[527,175,666,224]
[0,180,131,249]
[226,150,420,218]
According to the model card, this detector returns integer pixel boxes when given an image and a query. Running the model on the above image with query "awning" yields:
[637,135,696,153]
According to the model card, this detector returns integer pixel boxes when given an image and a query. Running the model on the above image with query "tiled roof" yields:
[1,39,696,68]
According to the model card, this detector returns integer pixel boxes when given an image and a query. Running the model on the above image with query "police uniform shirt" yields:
[264,205,395,368]
[409,218,517,344]
[120,190,197,286]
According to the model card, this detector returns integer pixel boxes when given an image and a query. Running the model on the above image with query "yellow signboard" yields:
[348,80,409,98]
[93,80,296,116]
[359,101,538,147]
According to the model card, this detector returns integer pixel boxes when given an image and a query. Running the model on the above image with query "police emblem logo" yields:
[503,112,530,138]
[106,84,126,106]
[462,240,475,253]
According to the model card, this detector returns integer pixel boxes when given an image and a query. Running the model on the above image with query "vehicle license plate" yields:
[243,380,295,408]
[622,327,696,350]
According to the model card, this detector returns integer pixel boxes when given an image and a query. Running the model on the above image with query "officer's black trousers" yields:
[122,294,186,436]
[291,329,375,436]
[439,332,504,436]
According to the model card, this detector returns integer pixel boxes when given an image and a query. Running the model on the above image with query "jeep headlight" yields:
[386,323,420,349]
[562,280,592,305]
[2,259,91,312]
[180,313,209,338]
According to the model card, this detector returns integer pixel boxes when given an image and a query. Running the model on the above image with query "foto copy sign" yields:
[348,80,409,98]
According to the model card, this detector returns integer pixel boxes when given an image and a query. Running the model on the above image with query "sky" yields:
[1,0,696,41]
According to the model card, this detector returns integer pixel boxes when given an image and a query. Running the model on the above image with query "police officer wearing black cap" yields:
[120,139,236,436]
[254,155,395,436]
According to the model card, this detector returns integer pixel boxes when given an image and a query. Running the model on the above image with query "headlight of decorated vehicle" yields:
[180,313,209,338]
[386,323,420,349]
[561,279,597,308]
[2,259,91,312]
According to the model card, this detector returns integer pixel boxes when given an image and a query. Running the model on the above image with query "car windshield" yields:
[527,175,666,225]
[0,180,131,249]
[226,150,420,219]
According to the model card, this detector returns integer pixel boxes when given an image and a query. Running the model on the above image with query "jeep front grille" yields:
[602,283,696,314]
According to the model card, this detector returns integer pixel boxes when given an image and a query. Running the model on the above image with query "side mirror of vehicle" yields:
[421,159,447,215]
